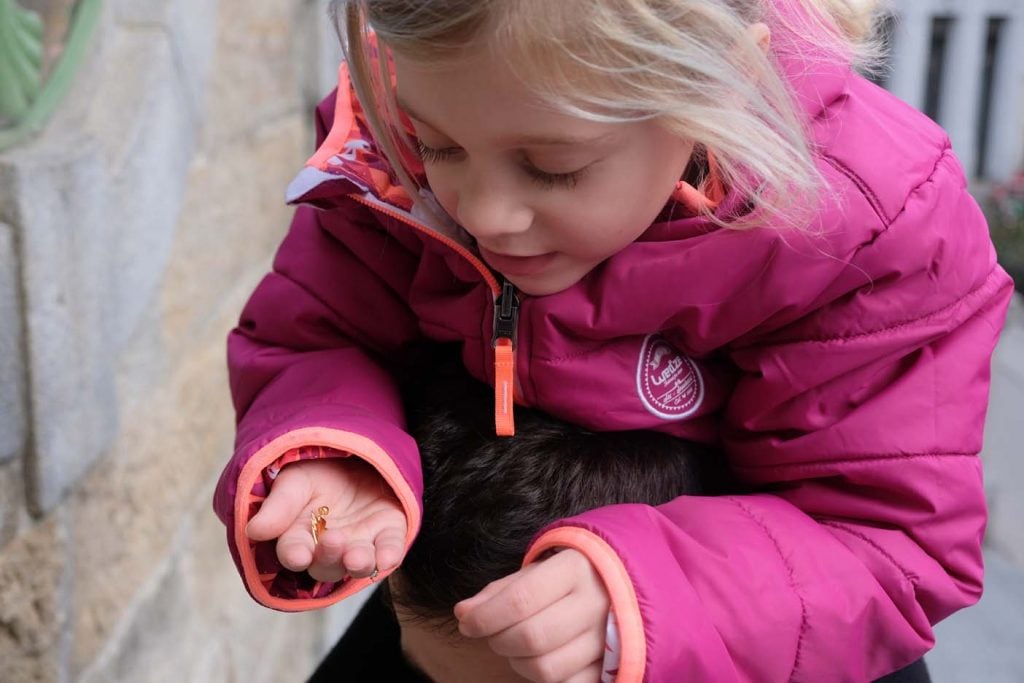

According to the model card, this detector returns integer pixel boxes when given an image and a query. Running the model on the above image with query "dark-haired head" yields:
[387,347,728,633]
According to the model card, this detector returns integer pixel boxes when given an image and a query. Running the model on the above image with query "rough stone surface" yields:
[0,516,69,683]
[114,0,218,116]
[76,511,264,683]
[68,307,237,673]
[77,549,195,683]
[68,115,307,667]
[0,223,25,463]
[297,0,346,140]
[4,22,204,513]
[63,0,317,674]
[199,0,307,151]
[190,476,326,683]
[82,28,196,350]
[158,116,305,359]
[0,0,336,679]
[0,164,17,224]
[0,458,26,553]
[11,141,120,515]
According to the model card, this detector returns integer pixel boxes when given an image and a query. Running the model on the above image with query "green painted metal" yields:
[0,0,44,123]
[0,0,102,151]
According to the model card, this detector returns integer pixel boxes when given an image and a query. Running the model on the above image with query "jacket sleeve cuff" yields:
[523,526,647,683]
[232,425,421,612]
[523,502,757,683]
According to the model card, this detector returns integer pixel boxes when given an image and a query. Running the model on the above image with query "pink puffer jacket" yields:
[213,38,1014,683]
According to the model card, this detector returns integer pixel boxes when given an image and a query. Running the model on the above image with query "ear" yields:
[747,22,771,55]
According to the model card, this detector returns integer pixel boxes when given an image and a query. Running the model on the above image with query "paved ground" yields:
[928,552,1024,682]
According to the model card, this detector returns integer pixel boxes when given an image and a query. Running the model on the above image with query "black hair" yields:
[387,345,728,629]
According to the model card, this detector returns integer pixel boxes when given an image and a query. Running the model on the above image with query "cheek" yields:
[553,199,654,257]
[423,168,460,218]
[627,128,694,204]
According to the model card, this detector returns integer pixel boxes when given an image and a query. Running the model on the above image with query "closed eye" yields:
[415,140,462,163]
[415,141,589,190]
[524,165,589,190]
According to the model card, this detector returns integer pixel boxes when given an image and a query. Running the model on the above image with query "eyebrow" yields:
[396,96,616,148]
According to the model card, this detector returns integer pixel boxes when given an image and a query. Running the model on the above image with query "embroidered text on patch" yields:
[636,334,704,420]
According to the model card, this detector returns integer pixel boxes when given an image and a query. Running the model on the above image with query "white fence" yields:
[882,0,1024,181]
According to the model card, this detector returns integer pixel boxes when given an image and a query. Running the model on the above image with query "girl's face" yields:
[393,48,695,296]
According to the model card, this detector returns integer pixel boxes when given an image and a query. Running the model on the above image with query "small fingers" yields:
[277,533,314,572]
[458,563,574,638]
[276,503,342,572]
[245,466,312,542]
[307,527,348,583]
[340,507,407,579]
[507,631,605,683]
[306,522,376,582]
[561,662,604,683]
[342,538,378,578]
[373,527,407,574]
[487,592,603,658]
[454,571,520,619]
[309,511,408,582]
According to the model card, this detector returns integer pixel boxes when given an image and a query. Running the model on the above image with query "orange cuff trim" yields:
[523,527,646,683]
[234,427,421,612]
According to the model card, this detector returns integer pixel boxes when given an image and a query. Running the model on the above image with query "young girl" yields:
[213,0,1015,680]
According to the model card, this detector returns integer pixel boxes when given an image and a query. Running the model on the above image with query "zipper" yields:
[492,278,520,436]
[349,193,500,294]
[348,193,520,436]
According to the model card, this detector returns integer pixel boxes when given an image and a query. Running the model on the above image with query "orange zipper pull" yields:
[492,279,520,436]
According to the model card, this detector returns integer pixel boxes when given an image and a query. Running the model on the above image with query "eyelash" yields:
[414,140,588,190]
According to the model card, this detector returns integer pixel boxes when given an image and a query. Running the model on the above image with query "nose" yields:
[455,176,533,241]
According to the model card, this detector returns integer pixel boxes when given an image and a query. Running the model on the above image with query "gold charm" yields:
[311,506,329,545]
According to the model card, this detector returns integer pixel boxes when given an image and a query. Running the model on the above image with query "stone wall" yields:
[0,1,362,680]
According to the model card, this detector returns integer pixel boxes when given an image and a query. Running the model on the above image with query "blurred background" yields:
[0,0,1021,681]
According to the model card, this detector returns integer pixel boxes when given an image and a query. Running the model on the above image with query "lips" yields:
[478,247,557,277]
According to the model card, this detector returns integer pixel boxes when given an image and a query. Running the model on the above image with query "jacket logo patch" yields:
[636,334,704,420]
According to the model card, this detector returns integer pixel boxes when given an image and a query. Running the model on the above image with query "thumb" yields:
[454,570,520,620]
[245,465,312,541]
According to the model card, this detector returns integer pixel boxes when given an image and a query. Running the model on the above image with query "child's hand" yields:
[245,457,407,583]
[454,549,610,683]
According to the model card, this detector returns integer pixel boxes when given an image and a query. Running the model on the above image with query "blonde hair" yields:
[331,0,889,230]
